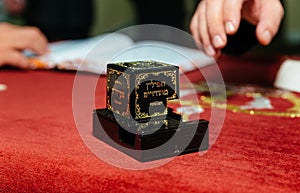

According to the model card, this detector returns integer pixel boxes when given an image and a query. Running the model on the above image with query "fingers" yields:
[255,0,284,45]
[205,0,227,49]
[191,0,244,57]
[0,23,48,68]
[223,0,244,35]
[0,48,28,68]
[190,0,284,57]
[14,26,48,55]
[190,2,217,56]
[0,23,48,55]
[190,4,201,45]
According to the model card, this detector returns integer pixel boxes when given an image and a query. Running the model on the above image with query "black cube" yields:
[106,61,179,122]
[93,61,209,162]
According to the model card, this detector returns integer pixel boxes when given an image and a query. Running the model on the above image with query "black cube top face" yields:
[113,61,171,69]
[106,61,179,121]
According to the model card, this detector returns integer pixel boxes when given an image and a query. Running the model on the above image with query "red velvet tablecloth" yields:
[0,55,299,192]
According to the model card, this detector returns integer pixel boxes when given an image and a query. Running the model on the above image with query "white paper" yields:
[28,33,214,74]
[274,59,300,93]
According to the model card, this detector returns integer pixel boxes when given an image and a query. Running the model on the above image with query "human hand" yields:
[190,0,284,57]
[0,22,48,68]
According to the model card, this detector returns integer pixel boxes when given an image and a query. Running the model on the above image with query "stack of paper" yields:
[27,33,215,74]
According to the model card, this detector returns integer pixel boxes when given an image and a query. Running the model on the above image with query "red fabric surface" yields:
[0,55,300,193]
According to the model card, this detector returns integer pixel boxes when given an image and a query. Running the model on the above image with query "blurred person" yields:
[0,0,93,68]
[23,0,93,41]
[131,0,186,30]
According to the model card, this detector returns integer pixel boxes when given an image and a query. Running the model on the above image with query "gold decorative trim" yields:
[134,70,177,119]
[106,68,130,116]
[169,82,300,118]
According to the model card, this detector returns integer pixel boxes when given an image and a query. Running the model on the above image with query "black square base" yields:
[93,108,209,162]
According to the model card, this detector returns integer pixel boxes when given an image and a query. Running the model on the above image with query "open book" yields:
[27,33,215,74]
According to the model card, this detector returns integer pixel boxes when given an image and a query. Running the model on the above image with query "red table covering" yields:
[0,55,299,193]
